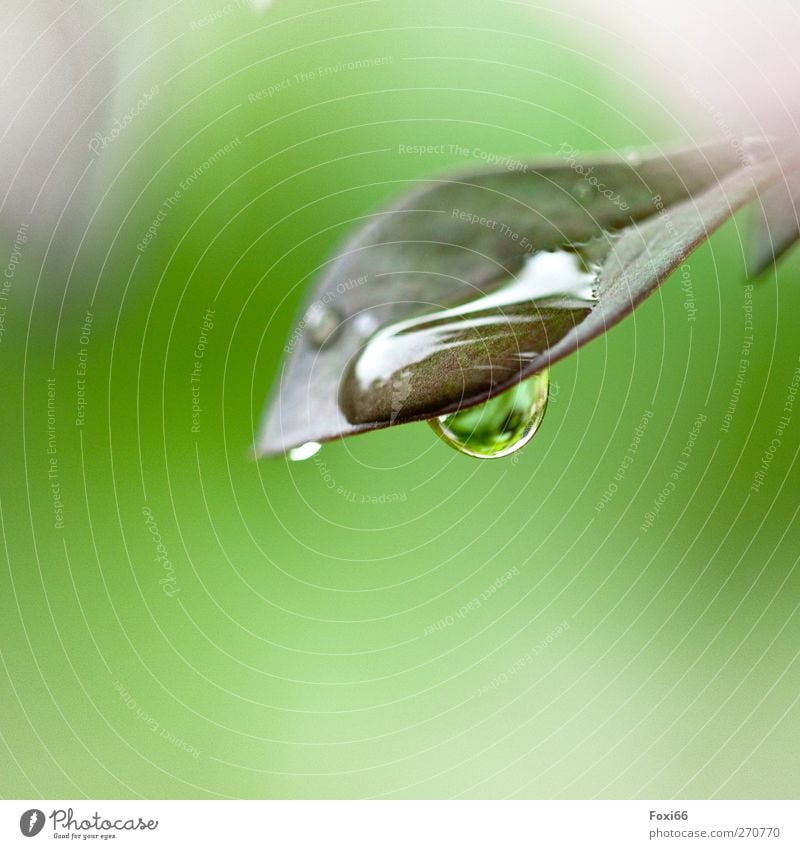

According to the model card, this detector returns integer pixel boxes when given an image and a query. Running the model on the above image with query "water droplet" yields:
[305,302,342,348]
[288,441,321,461]
[339,249,598,424]
[429,370,549,459]
[571,180,597,203]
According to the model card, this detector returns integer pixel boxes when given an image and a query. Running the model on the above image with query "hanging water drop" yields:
[428,370,549,459]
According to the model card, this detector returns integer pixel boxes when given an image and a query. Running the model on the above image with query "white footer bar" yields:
[2,800,797,847]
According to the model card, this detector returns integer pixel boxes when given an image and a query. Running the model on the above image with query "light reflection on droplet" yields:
[305,302,342,348]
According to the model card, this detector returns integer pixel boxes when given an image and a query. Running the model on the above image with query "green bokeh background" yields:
[2,0,799,799]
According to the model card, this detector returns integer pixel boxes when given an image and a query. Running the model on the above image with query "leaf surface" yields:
[257,140,788,457]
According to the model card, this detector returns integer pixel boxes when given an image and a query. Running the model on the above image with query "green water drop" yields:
[428,370,549,459]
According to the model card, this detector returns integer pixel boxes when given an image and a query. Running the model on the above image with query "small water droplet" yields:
[429,370,549,459]
[288,441,321,461]
[305,302,342,348]
[571,180,596,202]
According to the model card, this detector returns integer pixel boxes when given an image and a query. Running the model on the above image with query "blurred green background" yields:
[1,0,799,800]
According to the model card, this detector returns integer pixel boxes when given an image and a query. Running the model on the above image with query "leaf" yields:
[256,139,790,457]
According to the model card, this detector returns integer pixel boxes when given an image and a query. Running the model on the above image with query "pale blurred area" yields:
[1,0,796,246]
[556,0,800,142]
[0,1,117,238]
